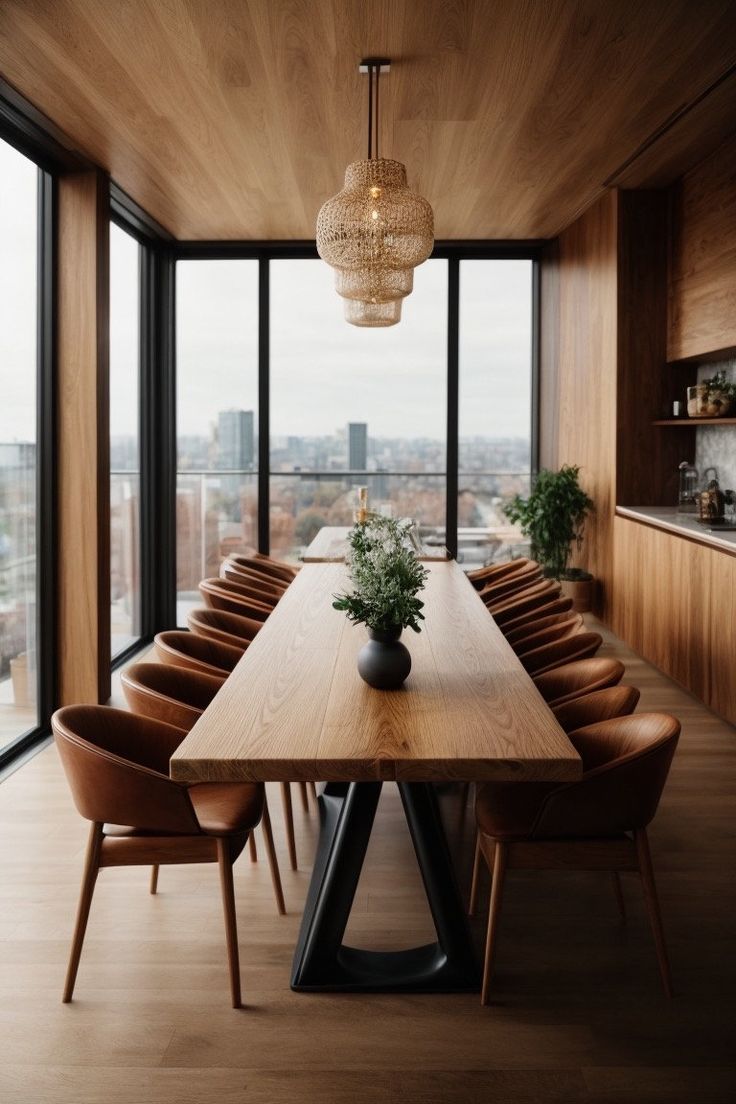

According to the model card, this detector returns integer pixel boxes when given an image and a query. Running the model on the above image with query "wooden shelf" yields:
[652,418,736,426]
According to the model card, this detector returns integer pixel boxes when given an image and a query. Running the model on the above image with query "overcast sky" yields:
[2,135,532,447]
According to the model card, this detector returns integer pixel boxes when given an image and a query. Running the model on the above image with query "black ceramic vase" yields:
[357,626,411,690]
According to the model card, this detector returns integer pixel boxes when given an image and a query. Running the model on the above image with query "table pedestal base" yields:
[291,781,479,992]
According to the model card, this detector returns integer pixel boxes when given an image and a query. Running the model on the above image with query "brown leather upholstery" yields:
[552,685,640,733]
[478,564,544,604]
[221,563,286,597]
[210,572,279,608]
[498,597,574,636]
[154,630,244,678]
[253,552,299,578]
[229,554,295,585]
[51,705,280,1007]
[519,630,602,676]
[533,657,625,707]
[467,557,532,589]
[511,614,583,657]
[187,607,262,648]
[199,578,272,621]
[122,662,224,731]
[505,610,581,647]
[488,580,562,623]
[476,713,680,841]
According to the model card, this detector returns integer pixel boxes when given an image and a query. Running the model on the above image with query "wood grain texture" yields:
[57,170,111,705]
[611,515,736,725]
[171,562,580,784]
[1,2,736,238]
[668,132,736,360]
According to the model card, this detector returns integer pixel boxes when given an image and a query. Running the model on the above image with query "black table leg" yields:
[291,781,479,992]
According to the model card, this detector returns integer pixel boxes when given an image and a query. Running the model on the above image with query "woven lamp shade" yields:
[316,158,433,308]
[343,297,402,327]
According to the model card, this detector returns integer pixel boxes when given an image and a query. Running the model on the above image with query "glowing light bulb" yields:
[371,210,379,220]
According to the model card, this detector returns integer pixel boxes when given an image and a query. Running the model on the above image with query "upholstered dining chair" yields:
[498,597,574,637]
[470,712,680,1005]
[478,563,544,605]
[187,607,263,649]
[487,581,562,624]
[509,614,584,657]
[533,657,626,708]
[199,578,273,621]
[504,610,581,648]
[252,551,299,577]
[153,629,245,678]
[467,558,534,589]
[518,631,602,676]
[122,663,301,875]
[551,684,640,732]
[52,705,280,1008]
[221,563,287,598]
[228,553,296,585]
[207,574,280,609]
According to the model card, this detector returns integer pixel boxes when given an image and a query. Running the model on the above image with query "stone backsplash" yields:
[693,359,736,492]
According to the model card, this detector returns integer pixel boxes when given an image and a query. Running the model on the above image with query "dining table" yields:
[170,560,581,993]
[301,524,448,563]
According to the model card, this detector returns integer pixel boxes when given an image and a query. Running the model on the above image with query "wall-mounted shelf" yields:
[652,418,736,426]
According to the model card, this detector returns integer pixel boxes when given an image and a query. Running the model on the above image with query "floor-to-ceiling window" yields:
[109,222,142,656]
[458,260,534,566]
[269,259,448,561]
[0,139,39,749]
[176,260,259,622]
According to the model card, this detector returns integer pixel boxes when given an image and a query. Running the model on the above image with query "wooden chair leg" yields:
[635,828,673,998]
[469,832,482,916]
[481,839,507,1006]
[298,781,310,812]
[261,799,286,916]
[308,781,318,804]
[149,864,159,895]
[248,831,258,862]
[611,871,626,922]
[280,782,298,871]
[216,838,242,1009]
[63,822,103,1003]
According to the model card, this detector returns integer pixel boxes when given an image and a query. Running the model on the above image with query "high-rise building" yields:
[217,409,254,469]
[348,422,367,470]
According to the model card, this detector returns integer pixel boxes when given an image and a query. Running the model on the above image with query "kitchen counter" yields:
[616,506,736,555]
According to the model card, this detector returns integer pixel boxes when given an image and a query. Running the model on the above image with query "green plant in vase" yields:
[503,465,593,582]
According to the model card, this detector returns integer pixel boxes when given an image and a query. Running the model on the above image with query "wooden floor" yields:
[0,618,734,1103]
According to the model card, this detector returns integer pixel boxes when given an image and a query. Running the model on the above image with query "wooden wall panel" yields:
[668,133,736,361]
[544,191,619,619]
[57,170,111,705]
[612,516,736,725]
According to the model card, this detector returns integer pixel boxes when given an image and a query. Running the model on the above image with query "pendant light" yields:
[316,58,434,327]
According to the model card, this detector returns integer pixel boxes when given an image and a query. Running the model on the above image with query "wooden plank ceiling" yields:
[1,0,735,241]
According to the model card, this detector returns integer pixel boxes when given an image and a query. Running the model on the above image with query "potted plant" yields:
[503,465,594,612]
[333,516,428,689]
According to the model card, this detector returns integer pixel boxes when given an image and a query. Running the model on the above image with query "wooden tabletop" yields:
[170,562,581,784]
[302,525,448,563]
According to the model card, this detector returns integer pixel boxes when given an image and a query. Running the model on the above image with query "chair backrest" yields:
[199,578,271,621]
[468,557,532,589]
[154,630,244,678]
[490,580,562,624]
[505,609,580,647]
[479,564,544,604]
[209,573,279,607]
[520,631,602,676]
[52,706,200,834]
[512,614,584,657]
[552,684,640,733]
[533,657,626,707]
[122,662,224,731]
[228,554,295,585]
[531,713,680,837]
[187,607,261,649]
[498,597,574,636]
[221,563,285,597]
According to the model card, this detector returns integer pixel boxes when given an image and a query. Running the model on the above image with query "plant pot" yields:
[687,384,733,418]
[357,626,412,690]
[560,576,594,613]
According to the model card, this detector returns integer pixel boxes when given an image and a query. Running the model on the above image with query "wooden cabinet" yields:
[612,516,736,724]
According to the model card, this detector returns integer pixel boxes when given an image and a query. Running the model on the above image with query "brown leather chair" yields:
[552,684,640,732]
[467,558,533,590]
[498,597,574,637]
[153,630,244,678]
[52,705,284,1007]
[505,610,581,648]
[478,563,544,604]
[199,578,272,621]
[221,563,286,598]
[519,631,602,676]
[488,581,562,624]
[122,662,303,873]
[471,712,680,1004]
[510,614,584,657]
[252,551,299,578]
[210,573,280,608]
[533,657,626,707]
[188,607,262,649]
[229,554,295,586]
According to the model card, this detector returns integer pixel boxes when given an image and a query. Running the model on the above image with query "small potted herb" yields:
[503,465,594,611]
[333,516,428,689]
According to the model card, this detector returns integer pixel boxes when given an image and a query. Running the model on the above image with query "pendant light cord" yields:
[374,64,380,160]
[367,64,373,159]
[366,62,381,160]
